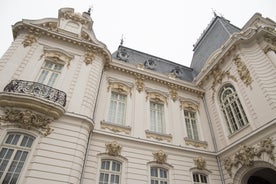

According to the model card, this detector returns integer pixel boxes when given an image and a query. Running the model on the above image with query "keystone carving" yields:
[106,141,122,156]
[194,156,206,170]
[153,150,167,164]
[223,137,275,177]
[0,109,53,136]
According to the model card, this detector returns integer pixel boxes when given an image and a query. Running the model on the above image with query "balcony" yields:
[0,80,66,119]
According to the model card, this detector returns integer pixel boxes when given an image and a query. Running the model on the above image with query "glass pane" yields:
[101,160,110,170]
[47,73,58,87]
[151,167,158,177]
[5,134,14,144]
[11,134,20,145]
[37,70,49,84]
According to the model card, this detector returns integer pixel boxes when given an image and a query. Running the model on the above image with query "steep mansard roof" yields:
[112,15,240,82]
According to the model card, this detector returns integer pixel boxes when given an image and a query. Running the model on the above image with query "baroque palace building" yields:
[0,7,275,184]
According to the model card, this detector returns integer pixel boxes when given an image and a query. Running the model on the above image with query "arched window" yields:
[150,166,169,184]
[0,132,35,183]
[219,84,248,134]
[99,159,122,184]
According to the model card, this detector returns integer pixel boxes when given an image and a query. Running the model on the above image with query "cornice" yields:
[194,26,276,86]
[105,60,205,97]
[12,21,112,63]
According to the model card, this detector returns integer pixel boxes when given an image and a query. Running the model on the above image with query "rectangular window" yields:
[0,133,35,184]
[150,102,165,133]
[150,167,168,184]
[108,92,127,125]
[99,160,121,184]
[37,60,63,87]
[184,110,199,140]
[193,173,207,184]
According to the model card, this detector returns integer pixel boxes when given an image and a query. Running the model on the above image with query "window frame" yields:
[219,84,249,134]
[98,159,122,184]
[149,101,166,134]
[107,91,127,126]
[0,131,36,184]
[184,109,199,141]
[192,172,208,184]
[36,59,64,87]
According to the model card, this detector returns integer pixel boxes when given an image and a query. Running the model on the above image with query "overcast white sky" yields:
[1,0,275,66]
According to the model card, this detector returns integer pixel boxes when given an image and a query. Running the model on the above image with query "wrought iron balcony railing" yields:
[3,80,66,107]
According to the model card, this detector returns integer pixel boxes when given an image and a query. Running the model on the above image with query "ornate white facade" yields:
[0,8,275,184]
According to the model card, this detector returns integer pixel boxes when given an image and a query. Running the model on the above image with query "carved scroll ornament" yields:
[233,55,253,88]
[194,156,207,170]
[22,34,37,47]
[153,150,167,164]
[0,109,53,136]
[223,137,275,177]
[106,141,122,156]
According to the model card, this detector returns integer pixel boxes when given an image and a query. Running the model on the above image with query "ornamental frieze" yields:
[0,109,53,136]
[223,137,275,177]
[233,55,253,88]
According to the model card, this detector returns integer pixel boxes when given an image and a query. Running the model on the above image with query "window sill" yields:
[145,130,172,142]
[227,123,250,139]
[184,137,208,149]
[101,120,131,134]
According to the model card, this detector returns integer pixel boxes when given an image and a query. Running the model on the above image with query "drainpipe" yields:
[202,95,225,184]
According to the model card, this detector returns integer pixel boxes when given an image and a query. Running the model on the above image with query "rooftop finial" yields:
[212,8,217,17]
[87,5,93,15]
[120,34,124,45]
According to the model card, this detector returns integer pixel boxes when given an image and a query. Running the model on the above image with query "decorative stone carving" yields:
[106,141,122,156]
[0,109,53,136]
[144,58,156,70]
[169,88,178,102]
[108,82,132,95]
[171,66,182,77]
[136,78,144,93]
[146,92,168,105]
[61,11,89,25]
[184,137,208,149]
[22,34,37,47]
[210,66,237,100]
[180,100,198,111]
[194,156,206,170]
[223,137,275,177]
[101,121,131,134]
[233,55,253,88]
[43,48,74,67]
[153,150,167,164]
[40,22,58,31]
[117,48,129,62]
[84,50,95,65]
[145,130,172,142]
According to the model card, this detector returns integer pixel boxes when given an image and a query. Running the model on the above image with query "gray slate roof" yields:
[190,16,240,74]
[112,15,240,82]
[112,46,195,82]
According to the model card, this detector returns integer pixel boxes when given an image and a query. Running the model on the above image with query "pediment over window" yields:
[179,98,199,111]
[107,78,133,95]
[146,89,168,105]
[42,47,74,67]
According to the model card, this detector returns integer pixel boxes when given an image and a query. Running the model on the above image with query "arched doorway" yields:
[233,161,276,184]
[247,168,276,184]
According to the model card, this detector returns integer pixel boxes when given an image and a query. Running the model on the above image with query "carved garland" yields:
[223,137,275,177]
[210,66,237,100]
[0,109,53,136]
[233,55,253,88]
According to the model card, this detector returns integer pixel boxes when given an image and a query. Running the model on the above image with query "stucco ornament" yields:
[194,156,206,170]
[0,109,53,136]
[169,88,178,102]
[153,150,167,164]
[84,50,95,65]
[22,34,37,47]
[106,141,122,156]
[136,78,144,93]
[233,55,253,88]
[223,137,275,177]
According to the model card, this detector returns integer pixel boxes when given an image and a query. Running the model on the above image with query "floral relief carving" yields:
[0,109,53,136]
[84,50,95,65]
[223,137,275,177]
[184,137,208,149]
[210,66,237,100]
[233,55,253,88]
[194,156,207,170]
[62,11,88,25]
[22,34,37,47]
[169,87,178,102]
[136,78,144,93]
[153,150,167,164]
[106,141,122,156]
